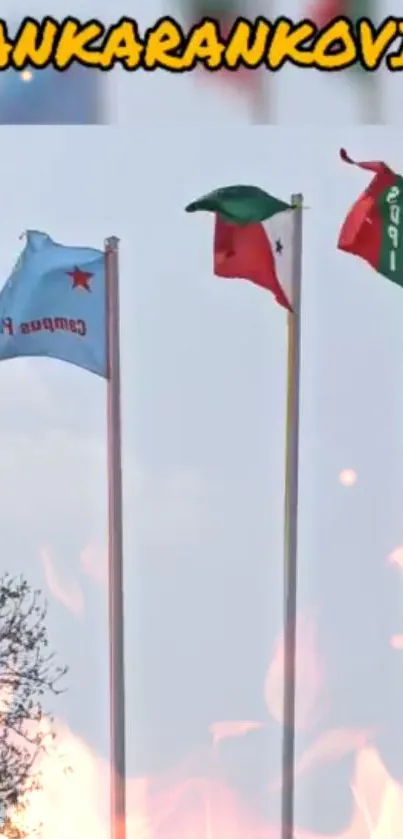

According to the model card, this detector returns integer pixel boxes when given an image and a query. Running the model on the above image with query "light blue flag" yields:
[0,231,107,376]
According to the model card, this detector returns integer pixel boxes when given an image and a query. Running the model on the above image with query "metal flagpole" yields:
[105,236,127,839]
[280,195,303,839]
[358,72,383,124]
[250,71,273,124]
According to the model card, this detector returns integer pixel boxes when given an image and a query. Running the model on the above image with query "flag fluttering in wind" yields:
[0,231,106,375]
[0,230,126,837]
[307,0,380,122]
[181,0,245,36]
[185,185,294,308]
[179,0,254,87]
[308,0,372,29]
[178,1,268,120]
[187,189,303,839]
[338,149,403,284]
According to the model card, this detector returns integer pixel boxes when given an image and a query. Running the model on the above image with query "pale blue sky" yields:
[1,127,403,834]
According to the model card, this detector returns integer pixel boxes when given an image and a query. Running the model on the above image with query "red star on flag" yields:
[67,266,93,290]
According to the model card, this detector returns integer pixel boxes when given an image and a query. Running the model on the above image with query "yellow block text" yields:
[0,15,402,72]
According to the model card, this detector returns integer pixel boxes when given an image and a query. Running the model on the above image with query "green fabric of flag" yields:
[186,185,295,308]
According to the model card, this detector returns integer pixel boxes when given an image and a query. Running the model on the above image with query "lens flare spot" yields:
[388,546,403,571]
[20,70,32,81]
[390,634,403,650]
[339,468,357,486]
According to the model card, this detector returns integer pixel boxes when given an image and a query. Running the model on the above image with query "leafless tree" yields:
[0,574,67,832]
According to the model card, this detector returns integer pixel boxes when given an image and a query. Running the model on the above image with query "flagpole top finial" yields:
[105,235,119,251]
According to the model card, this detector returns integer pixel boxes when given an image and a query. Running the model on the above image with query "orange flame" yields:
[40,546,84,614]
[209,721,265,746]
[8,724,402,839]
[40,541,106,616]
[33,551,403,839]
[80,542,107,586]
[296,747,403,839]
[270,727,373,792]
[7,719,280,839]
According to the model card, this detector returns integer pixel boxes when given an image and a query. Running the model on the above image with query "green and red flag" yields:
[307,0,380,120]
[185,185,295,309]
[338,148,403,284]
[307,0,374,77]
[307,0,373,30]
[181,0,244,32]
[178,1,260,91]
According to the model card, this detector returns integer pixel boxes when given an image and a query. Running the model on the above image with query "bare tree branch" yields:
[0,574,67,836]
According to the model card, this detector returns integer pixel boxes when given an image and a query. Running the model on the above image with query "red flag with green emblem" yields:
[338,149,403,285]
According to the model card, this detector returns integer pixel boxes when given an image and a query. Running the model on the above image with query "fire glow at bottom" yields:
[4,717,402,839]
[19,549,402,839]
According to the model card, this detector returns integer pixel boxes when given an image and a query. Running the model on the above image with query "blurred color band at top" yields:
[0,64,106,124]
